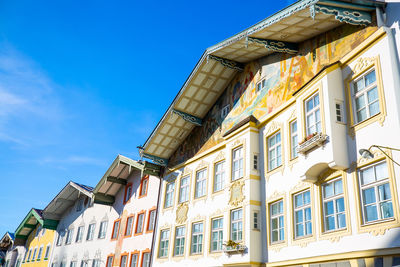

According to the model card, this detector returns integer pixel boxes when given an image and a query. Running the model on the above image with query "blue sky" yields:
[0,0,295,235]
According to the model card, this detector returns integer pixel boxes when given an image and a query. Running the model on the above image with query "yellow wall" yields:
[21,224,55,267]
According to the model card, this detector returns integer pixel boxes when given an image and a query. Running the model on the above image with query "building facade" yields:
[93,155,161,267]
[142,0,400,266]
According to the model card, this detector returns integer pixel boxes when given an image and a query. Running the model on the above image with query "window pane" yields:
[336,198,345,213]
[378,183,391,201]
[375,162,388,181]
[355,78,364,93]
[357,108,367,122]
[295,210,303,223]
[365,205,378,222]
[334,180,343,194]
[355,95,366,110]
[295,194,303,207]
[306,98,313,112]
[326,216,335,231]
[324,201,334,215]
[324,183,334,198]
[363,188,376,205]
[296,224,304,237]
[338,213,346,228]
[361,167,375,185]
[303,191,310,204]
[381,202,393,219]
[365,70,376,86]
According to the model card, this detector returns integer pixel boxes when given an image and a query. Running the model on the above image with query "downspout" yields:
[148,169,163,267]
[376,6,400,125]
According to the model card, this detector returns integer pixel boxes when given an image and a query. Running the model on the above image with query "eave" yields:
[93,155,161,206]
[15,209,58,240]
[42,181,94,221]
[141,0,385,167]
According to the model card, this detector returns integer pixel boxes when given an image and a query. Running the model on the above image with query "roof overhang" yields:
[93,155,161,206]
[141,0,385,167]
[15,209,58,240]
[0,232,14,250]
[42,182,93,221]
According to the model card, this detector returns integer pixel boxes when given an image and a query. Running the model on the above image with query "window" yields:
[23,251,28,262]
[129,254,138,267]
[76,198,84,212]
[211,218,223,252]
[335,102,344,123]
[32,248,37,261]
[75,226,84,242]
[213,161,225,192]
[60,261,66,267]
[106,256,113,267]
[80,261,88,267]
[125,216,134,236]
[351,69,379,124]
[36,226,42,237]
[191,222,203,254]
[92,260,100,267]
[305,92,321,136]
[268,131,282,171]
[124,184,132,204]
[141,253,150,267]
[70,261,77,267]
[253,211,260,230]
[111,220,120,240]
[37,247,43,261]
[290,120,298,159]
[174,226,185,256]
[253,155,258,170]
[322,178,346,231]
[44,245,50,260]
[256,78,266,92]
[98,221,108,239]
[232,146,243,181]
[195,169,207,198]
[231,209,243,242]
[86,223,95,241]
[56,231,64,246]
[164,182,175,208]
[221,105,230,118]
[270,200,284,243]
[159,229,170,258]
[139,175,149,197]
[27,249,32,262]
[178,176,190,203]
[16,259,21,267]
[294,190,312,238]
[135,213,144,234]
[65,228,73,245]
[120,255,128,267]
[147,210,156,232]
[358,161,393,223]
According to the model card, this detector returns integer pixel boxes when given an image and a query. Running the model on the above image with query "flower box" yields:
[297,132,328,154]
[223,244,246,253]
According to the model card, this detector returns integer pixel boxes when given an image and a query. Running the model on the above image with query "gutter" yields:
[376,6,400,126]
[148,171,164,267]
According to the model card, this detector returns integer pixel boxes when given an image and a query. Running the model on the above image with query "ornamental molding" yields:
[166,173,178,183]
[290,181,308,193]
[208,55,244,71]
[176,203,189,224]
[232,138,245,148]
[265,121,283,136]
[71,253,78,261]
[159,222,172,230]
[229,180,245,207]
[357,148,387,166]
[351,57,375,77]
[142,153,168,167]
[182,167,192,177]
[288,109,297,121]
[172,109,202,126]
[196,160,209,171]
[82,250,89,261]
[94,249,101,260]
[267,190,286,203]
[191,214,206,222]
[369,227,389,236]
[210,209,225,218]
[313,4,371,26]
[248,37,298,54]
[214,151,226,163]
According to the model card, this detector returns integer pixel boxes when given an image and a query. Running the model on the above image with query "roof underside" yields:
[14,209,54,239]
[142,0,384,165]
[43,182,93,221]
[93,155,161,205]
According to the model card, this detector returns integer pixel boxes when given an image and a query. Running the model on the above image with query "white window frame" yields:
[195,169,207,198]
[44,245,50,260]
[159,229,170,258]
[268,131,282,171]
[230,208,243,242]
[270,200,284,243]
[125,217,134,236]
[290,120,298,159]
[358,161,394,224]
[56,231,64,246]
[191,222,203,255]
[164,182,175,208]
[351,68,379,124]
[91,260,100,267]
[253,211,260,230]
[37,246,43,261]
[174,226,185,256]
[213,161,225,192]
[305,92,321,136]
[65,228,73,245]
[232,146,243,181]
[86,223,95,241]
[148,210,156,231]
[98,221,108,239]
[294,190,312,238]
[70,261,77,267]
[322,178,346,232]
[75,226,84,242]
[178,176,190,203]
[211,218,223,252]
[221,105,230,118]
[256,78,266,92]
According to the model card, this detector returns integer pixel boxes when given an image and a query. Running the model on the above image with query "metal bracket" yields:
[247,37,298,54]
[172,109,202,126]
[142,153,168,167]
[315,4,371,26]
[208,55,244,71]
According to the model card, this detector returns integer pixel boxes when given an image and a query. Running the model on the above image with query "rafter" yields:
[107,176,127,185]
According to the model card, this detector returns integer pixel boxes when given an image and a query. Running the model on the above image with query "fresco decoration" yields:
[168,24,378,167]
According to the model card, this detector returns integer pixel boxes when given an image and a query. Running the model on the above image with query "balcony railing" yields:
[297,132,328,154]
[223,244,246,254]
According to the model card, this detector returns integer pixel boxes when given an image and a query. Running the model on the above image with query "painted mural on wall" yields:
[169,24,378,167]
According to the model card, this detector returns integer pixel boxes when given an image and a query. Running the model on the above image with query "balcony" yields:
[223,242,246,254]
[297,132,328,155]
